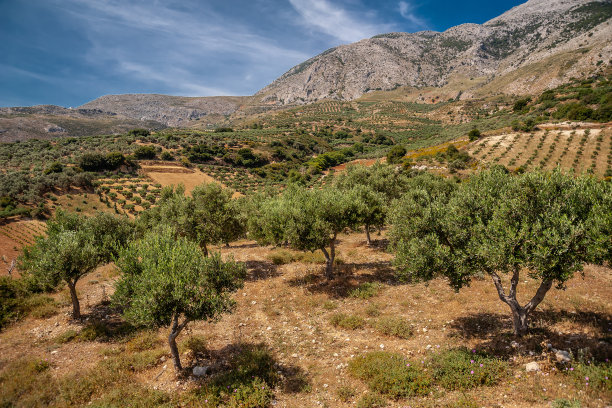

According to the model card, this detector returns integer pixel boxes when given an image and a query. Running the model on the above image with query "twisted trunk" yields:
[320,234,337,280]
[168,313,189,372]
[67,280,81,319]
[491,269,553,337]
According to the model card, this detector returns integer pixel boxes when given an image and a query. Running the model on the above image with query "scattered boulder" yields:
[555,350,572,363]
[525,362,541,372]
[192,366,210,377]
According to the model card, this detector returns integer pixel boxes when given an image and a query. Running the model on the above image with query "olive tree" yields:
[113,228,245,372]
[249,186,360,279]
[20,211,133,319]
[389,169,608,336]
[138,183,245,255]
[332,163,410,244]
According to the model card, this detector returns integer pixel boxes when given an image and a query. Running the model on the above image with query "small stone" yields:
[291,353,298,358]
[555,350,572,363]
[425,345,432,350]
[160,356,166,362]
[251,300,257,305]
[511,341,519,348]
[525,362,541,372]
[192,366,209,377]
[323,384,328,388]
[266,326,272,331]
[379,344,385,349]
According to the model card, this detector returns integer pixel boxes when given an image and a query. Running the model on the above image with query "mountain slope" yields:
[256,0,612,105]
[79,94,249,127]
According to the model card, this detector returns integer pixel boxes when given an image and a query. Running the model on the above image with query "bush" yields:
[194,344,279,408]
[350,282,383,299]
[0,277,58,328]
[348,352,431,398]
[357,393,388,408]
[428,348,509,390]
[330,313,365,330]
[44,162,63,174]
[373,317,413,339]
[133,145,156,160]
[128,128,151,137]
[386,145,406,165]
[468,128,481,141]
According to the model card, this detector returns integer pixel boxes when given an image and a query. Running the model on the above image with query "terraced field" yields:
[0,219,46,269]
[467,125,612,176]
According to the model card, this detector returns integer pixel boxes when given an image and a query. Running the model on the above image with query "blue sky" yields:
[0,0,524,107]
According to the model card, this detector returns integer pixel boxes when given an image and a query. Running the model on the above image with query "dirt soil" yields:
[1,231,610,407]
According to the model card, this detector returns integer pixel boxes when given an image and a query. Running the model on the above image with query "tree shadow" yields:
[449,310,612,360]
[286,260,397,298]
[70,300,138,341]
[189,342,310,395]
[244,260,281,281]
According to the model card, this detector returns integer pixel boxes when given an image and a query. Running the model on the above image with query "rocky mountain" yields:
[79,94,249,127]
[257,0,612,105]
[0,105,165,142]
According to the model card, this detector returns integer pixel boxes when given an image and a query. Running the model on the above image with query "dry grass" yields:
[0,231,610,407]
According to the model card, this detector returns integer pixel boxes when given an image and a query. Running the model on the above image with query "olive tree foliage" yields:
[138,183,245,256]
[331,163,410,244]
[389,168,610,336]
[20,210,134,319]
[248,186,361,279]
[113,228,246,372]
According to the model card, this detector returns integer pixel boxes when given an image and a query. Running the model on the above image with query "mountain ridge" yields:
[256,0,612,105]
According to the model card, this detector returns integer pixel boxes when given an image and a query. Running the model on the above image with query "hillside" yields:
[0,105,165,142]
[257,0,612,105]
[79,94,250,127]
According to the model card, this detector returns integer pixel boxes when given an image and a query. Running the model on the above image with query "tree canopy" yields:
[389,168,610,336]
[113,227,246,371]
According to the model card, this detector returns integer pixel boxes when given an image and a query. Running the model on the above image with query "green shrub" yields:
[357,392,388,408]
[350,282,383,299]
[428,348,509,390]
[566,361,611,391]
[373,317,413,339]
[0,358,57,407]
[183,334,208,355]
[336,385,356,402]
[551,399,581,408]
[349,352,431,398]
[194,344,280,408]
[125,330,161,352]
[0,277,58,328]
[330,313,365,330]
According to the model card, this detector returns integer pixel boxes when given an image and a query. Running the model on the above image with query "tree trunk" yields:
[200,241,208,257]
[320,236,336,280]
[510,305,529,337]
[67,280,81,319]
[490,269,553,337]
[168,313,189,373]
[365,225,372,246]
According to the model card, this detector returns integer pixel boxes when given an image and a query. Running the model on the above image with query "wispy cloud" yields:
[398,1,427,29]
[288,0,394,43]
[46,0,311,97]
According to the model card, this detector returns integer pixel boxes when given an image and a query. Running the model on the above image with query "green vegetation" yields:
[20,211,133,318]
[113,227,246,371]
[389,168,611,336]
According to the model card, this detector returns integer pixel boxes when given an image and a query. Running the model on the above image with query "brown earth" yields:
[1,231,610,407]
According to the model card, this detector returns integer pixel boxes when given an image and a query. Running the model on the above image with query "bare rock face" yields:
[257,0,612,105]
[79,94,247,127]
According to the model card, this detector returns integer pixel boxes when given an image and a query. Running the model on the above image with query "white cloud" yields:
[398,1,427,29]
[45,0,312,96]
[288,0,394,43]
